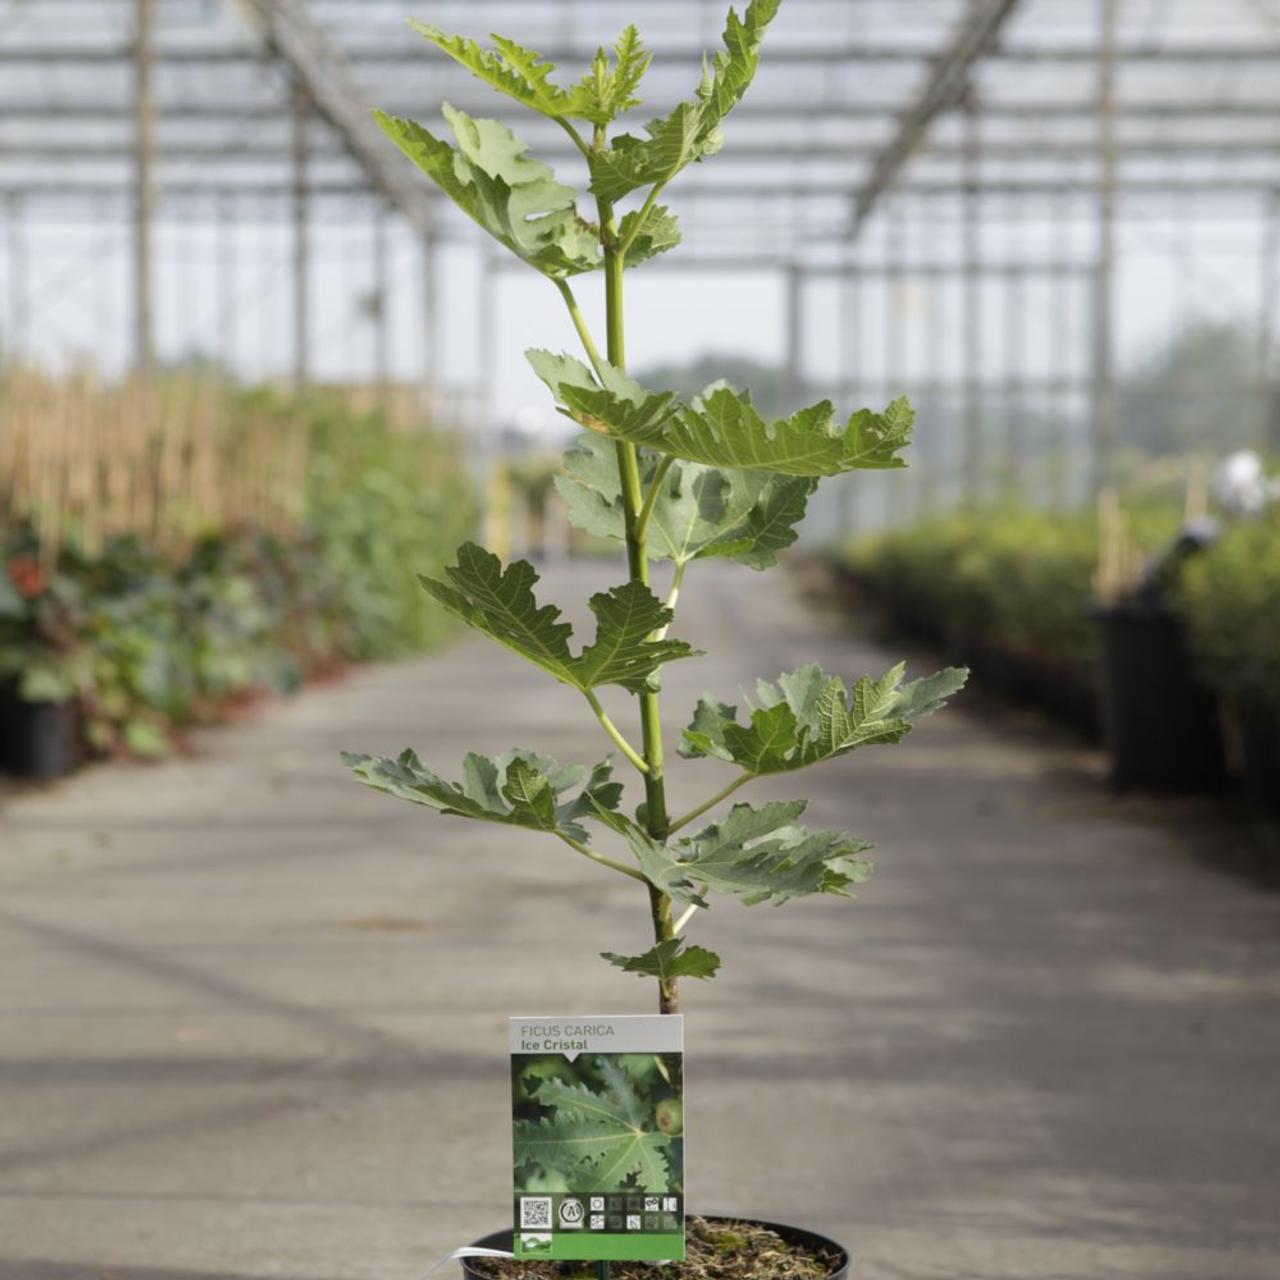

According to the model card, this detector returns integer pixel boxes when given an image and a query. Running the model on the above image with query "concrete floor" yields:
[1,561,1277,1280]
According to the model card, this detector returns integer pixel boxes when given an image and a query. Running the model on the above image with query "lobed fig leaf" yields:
[373,106,600,278]
[529,350,914,477]
[620,800,873,908]
[341,747,623,843]
[587,0,782,202]
[602,938,722,983]
[556,430,816,570]
[419,542,700,693]
[681,663,969,775]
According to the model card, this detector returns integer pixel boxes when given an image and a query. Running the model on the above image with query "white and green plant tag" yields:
[511,1015,685,1261]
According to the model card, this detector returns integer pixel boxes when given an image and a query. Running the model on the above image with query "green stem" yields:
[583,690,650,775]
[667,773,752,835]
[556,833,649,884]
[599,191,677,1016]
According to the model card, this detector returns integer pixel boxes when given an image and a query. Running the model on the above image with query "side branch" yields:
[553,278,608,381]
[634,454,676,544]
[583,690,650,775]
[556,832,648,883]
[667,773,752,834]
[617,182,669,259]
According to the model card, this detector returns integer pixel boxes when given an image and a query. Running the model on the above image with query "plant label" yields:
[511,1015,685,1261]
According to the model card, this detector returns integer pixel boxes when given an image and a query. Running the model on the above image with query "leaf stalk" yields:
[634,454,676,545]
[556,832,649,883]
[583,689,650,775]
[667,772,751,834]
[616,181,669,259]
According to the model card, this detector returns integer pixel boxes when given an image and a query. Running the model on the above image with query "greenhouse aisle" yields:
[0,561,1276,1280]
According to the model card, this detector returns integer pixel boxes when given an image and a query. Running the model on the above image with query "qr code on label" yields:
[520,1197,552,1229]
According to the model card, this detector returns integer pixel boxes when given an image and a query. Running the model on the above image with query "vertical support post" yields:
[962,88,983,504]
[420,229,438,418]
[291,77,310,391]
[373,205,390,403]
[218,193,237,375]
[1092,0,1119,497]
[1050,193,1072,507]
[477,253,503,556]
[133,0,156,376]
[838,258,861,537]
[1004,197,1027,497]
[885,202,907,523]
[784,262,803,403]
[922,204,944,516]
[4,193,25,365]
[1260,190,1279,450]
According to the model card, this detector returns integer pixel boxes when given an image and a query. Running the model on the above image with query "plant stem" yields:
[583,689,650,775]
[599,191,678,1016]
[667,773,751,835]
[556,832,649,884]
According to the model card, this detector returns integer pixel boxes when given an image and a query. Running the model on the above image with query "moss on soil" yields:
[468,1217,841,1280]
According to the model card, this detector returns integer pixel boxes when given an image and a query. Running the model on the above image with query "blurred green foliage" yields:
[1175,509,1280,705]
[843,506,1179,673]
[0,393,475,759]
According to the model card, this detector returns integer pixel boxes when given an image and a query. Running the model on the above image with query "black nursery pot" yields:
[460,1218,850,1280]
[0,695,82,780]
[1092,601,1226,792]
[1236,700,1280,817]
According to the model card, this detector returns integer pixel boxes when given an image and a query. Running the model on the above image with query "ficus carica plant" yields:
[343,1,967,1016]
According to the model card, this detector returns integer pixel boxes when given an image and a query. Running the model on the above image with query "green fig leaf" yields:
[601,938,722,981]
[341,747,623,842]
[419,542,699,693]
[680,663,969,774]
[531,351,913,477]
[622,800,873,908]
[373,106,600,278]
[556,430,816,570]
[587,0,781,202]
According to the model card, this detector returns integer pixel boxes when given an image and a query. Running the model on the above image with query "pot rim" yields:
[458,1214,850,1280]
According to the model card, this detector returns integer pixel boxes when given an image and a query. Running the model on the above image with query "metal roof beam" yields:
[7,137,1280,163]
[5,178,1277,199]
[3,99,1279,122]
[3,40,1279,65]
[228,0,431,236]
[852,0,1021,233]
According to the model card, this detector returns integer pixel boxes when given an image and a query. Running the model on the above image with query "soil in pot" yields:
[465,1216,846,1280]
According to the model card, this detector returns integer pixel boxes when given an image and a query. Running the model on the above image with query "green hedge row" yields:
[0,395,475,758]
[839,504,1280,711]
[1176,509,1280,707]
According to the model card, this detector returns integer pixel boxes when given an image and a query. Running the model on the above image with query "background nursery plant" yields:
[344,0,967,1016]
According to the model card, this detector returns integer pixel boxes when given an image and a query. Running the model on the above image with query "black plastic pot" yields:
[1092,602,1227,791]
[1236,700,1280,816]
[0,695,82,779]
[460,1217,850,1280]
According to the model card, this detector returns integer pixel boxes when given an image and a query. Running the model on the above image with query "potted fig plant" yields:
[344,3,966,1273]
